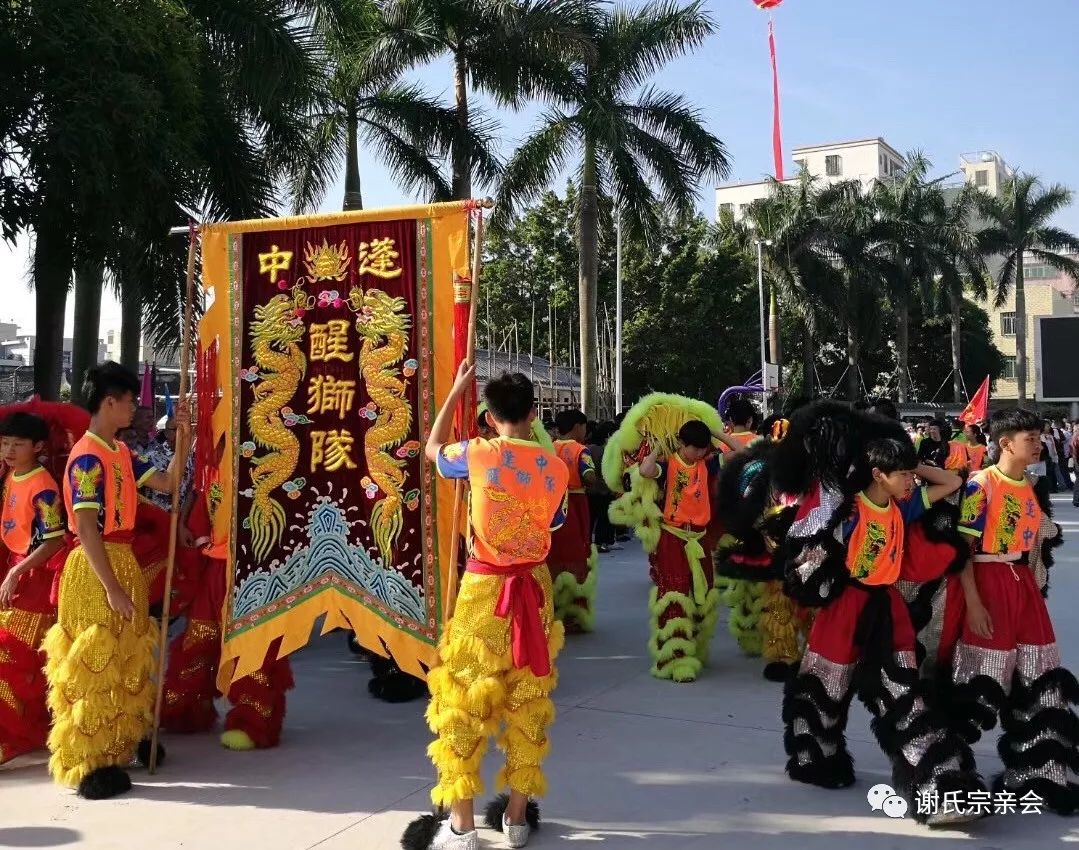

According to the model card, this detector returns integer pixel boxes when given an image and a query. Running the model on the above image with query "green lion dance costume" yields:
[604,394,723,682]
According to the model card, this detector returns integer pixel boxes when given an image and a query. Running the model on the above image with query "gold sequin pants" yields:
[425,566,564,807]
[43,543,157,788]
[0,607,54,764]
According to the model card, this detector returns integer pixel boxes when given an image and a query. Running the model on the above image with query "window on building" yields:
[719,202,734,218]
[794,158,807,172]
[975,169,989,187]
[1024,263,1058,280]
[1000,311,1017,336]
[1001,356,1017,380]
[825,155,843,177]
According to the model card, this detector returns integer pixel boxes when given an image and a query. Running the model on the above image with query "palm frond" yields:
[626,88,730,182]
[494,111,576,228]
[605,0,714,93]
[359,116,453,202]
[287,109,347,213]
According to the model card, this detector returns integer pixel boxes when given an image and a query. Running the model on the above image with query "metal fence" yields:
[0,368,36,406]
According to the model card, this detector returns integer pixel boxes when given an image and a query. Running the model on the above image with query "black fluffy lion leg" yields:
[999,658,1079,815]
[782,652,856,789]
[859,651,986,826]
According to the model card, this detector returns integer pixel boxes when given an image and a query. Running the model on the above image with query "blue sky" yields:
[5,0,1079,332]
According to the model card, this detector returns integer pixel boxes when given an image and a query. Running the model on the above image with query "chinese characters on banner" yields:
[217,215,451,680]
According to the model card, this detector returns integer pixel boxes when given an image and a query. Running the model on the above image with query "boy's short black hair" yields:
[0,412,49,443]
[990,407,1042,445]
[868,398,899,421]
[82,361,140,414]
[484,372,535,425]
[555,409,587,435]
[866,437,917,474]
[678,419,712,450]
[727,397,757,427]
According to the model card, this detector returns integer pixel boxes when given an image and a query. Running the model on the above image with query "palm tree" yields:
[720,171,837,396]
[370,0,593,200]
[817,180,893,402]
[975,174,1079,404]
[871,152,946,403]
[496,0,728,415]
[927,185,989,403]
[291,1,500,212]
[113,0,332,370]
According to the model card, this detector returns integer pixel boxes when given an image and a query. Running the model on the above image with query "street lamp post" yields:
[755,238,773,417]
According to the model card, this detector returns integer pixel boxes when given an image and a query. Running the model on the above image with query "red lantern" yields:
[753,0,784,8]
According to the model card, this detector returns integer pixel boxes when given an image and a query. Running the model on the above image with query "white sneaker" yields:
[503,814,531,849]
[430,819,478,850]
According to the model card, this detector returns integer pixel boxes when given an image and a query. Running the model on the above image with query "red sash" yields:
[466,559,549,677]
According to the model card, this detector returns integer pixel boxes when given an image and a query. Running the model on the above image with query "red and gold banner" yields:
[199,203,471,684]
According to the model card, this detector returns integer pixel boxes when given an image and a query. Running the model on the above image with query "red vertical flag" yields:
[959,376,990,424]
[769,20,785,181]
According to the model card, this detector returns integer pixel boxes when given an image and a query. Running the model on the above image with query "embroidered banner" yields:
[199,204,471,683]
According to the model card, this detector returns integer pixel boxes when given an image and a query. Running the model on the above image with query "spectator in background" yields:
[1040,421,1061,493]
[1071,422,1079,507]
[119,405,155,455]
[586,421,618,553]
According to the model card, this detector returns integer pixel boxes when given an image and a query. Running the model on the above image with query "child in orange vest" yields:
[722,396,758,454]
[549,410,598,633]
[782,436,985,825]
[403,365,569,850]
[0,412,67,764]
[639,420,725,683]
[44,362,190,799]
[951,407,1078,813]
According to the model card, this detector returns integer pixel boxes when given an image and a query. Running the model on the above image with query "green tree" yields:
[871,152,946,404]
[369,0,591,199]
[719,171,836,395]
[291,0,499,212]
[927,185,989,403]
[481,183,615,375]
[817,180,893,402]
[976,174,1079,404]
[497,0,729,415]
[905,296,1004,401]
[621,213,758,402]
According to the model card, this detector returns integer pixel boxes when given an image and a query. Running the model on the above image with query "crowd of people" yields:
[1,360,1077,849]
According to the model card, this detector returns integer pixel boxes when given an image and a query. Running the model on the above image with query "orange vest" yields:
[967,444,987,471]
[721,430,756,454]
[969,466,1041,555]
[845,493,905,586]
[64,432,139,537]
[465,437,569,566]
[944,441,970,471]
[661,453,712,528]
[554,440,588,493]
[1,467,64,556]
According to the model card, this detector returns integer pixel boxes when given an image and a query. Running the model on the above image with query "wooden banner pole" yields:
[444,200,490,619]
[148,222,198,773]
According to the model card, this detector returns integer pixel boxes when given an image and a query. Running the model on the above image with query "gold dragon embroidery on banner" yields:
[246,293,306,562]
[350,286,412,565]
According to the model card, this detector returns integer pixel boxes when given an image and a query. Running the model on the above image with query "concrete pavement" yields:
[3,497,1079,849]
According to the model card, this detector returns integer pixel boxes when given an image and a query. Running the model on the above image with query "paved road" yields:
[4,496,1079,849]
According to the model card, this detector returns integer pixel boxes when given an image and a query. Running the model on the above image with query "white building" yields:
[716,137,906,221]
[0,332,106,371]
[104,328,179,370]
[959,150,1013,196]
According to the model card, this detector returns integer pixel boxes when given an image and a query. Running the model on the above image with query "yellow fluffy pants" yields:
[425,565,564,807]
[43,542,157,788]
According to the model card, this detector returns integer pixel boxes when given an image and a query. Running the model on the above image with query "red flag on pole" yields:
[768,20,785,181]
[959,376,990,425]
